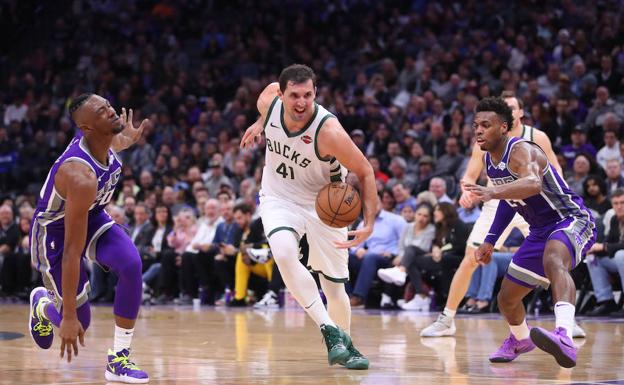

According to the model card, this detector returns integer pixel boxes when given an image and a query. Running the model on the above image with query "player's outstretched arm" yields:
[465,142,545,201]
[111,108,150,153]
[55,162,97,362]
[458,142,485,208]
[533,129,563,175]
[317,119,376,248]
[240,82,280,149]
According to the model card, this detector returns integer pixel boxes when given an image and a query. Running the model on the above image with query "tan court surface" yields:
[1,304,623,384]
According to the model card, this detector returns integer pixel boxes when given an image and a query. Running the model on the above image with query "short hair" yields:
[233,202,253,215]
[279,64,316,93]
[612,188,624,199]
[135,202,152,216]
[68,93,93,122]
[475,97,514,132]
[500,90,524,109]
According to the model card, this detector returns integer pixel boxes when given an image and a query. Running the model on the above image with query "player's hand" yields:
[59,317,85,363]
[112,108,150,151]
[240,119,264,149]
[458,191,476,209]
[463,183,495,202]
[334,225,373,249]
[474,242,494,265]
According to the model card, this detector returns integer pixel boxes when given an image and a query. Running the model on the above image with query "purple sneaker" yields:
[530,327,577,368]
[105,349,149,384]
[29,287,53,349]
[489,333,535,363]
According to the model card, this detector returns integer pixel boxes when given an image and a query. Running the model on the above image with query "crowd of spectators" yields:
[1,1,624,316]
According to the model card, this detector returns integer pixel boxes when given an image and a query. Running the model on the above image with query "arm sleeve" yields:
[484,200,516,245]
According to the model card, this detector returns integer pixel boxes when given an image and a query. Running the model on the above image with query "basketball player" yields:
[28,93,150,383]
[240,64,376,369]
[464,97,595,368]
[420,92,584,339]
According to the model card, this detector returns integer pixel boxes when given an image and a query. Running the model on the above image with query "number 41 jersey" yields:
[260,96,345,206]
[485,137,591,228]
[33,135,122,230]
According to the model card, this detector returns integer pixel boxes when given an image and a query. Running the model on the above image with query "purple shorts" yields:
[506,216,596,289]
[30,210,115,310]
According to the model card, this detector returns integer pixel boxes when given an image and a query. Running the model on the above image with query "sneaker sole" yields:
[530,328,576,368]
[29,288,51,350]
[105,370,149,384]
[420,326,456,337]
[345,359,370,370]
[489,356,514,363]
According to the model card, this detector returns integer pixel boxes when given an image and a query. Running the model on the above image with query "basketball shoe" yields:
[254,290,279,309]
[489,333,535,362]
[420,313,456,337]
[320,324,351,365]
[530,327,577,368]
[29,287,54,349]
[105,348,149,383]
[341,342,370,370]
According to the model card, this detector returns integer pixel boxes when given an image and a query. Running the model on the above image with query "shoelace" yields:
[33,321,52,336]
[111,353,142,371]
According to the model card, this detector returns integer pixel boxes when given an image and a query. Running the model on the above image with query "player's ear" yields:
[78,123,92,133]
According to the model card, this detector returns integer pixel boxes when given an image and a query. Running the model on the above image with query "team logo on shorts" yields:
[301,135,312,144]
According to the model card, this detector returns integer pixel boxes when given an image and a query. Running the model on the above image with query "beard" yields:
[112,122,124,135]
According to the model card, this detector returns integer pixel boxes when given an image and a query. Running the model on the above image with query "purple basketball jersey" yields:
[30,136,122,307]
[33,136,122,229]
[485,137,596,288]
[485,137,592,228]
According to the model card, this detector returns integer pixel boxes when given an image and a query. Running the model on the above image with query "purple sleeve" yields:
[484,200,516,245]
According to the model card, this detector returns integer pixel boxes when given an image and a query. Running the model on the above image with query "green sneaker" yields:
[320,324,350,365]
[342,344,369,370]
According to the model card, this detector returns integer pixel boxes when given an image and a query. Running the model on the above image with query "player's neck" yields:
[283,109,315,133]
[83,135,111,165]
[490,136,510,163]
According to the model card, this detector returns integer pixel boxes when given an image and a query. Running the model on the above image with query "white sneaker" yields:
[420,313,457,337]
[377,267,407,286]
[572,322,586,338]
[254,290,279,308]
[380,293,395,308]
[401,295,430,311]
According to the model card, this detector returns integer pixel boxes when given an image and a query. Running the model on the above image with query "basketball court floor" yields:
[1,304,623,384]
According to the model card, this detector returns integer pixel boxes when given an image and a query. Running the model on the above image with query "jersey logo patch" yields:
[270,122,280,129]
[301,135,312,144]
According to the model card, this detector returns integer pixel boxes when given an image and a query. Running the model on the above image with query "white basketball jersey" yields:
[260,97,345,206]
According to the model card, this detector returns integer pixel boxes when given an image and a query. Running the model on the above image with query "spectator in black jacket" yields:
[586,188,624,317]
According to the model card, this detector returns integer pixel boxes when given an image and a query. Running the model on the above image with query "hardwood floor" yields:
[1,304,623,384]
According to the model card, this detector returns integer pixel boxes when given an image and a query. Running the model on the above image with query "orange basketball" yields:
[315,182,362,228]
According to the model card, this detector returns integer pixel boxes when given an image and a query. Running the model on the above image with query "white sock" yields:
[509,319,530,340]
[554,301,575,339]
[114,325,134,353]
[320,277,351,334]
[443,307,456,318]
[268,231,335,328]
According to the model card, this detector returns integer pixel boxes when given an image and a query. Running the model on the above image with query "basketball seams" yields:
[330,183,349,226]
[315,182,361,228]
[336,190,361,218]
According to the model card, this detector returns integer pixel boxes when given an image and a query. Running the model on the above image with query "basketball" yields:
[315,182,362,228]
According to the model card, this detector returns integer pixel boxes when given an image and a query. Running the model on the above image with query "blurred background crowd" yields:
[1,0,624,316]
